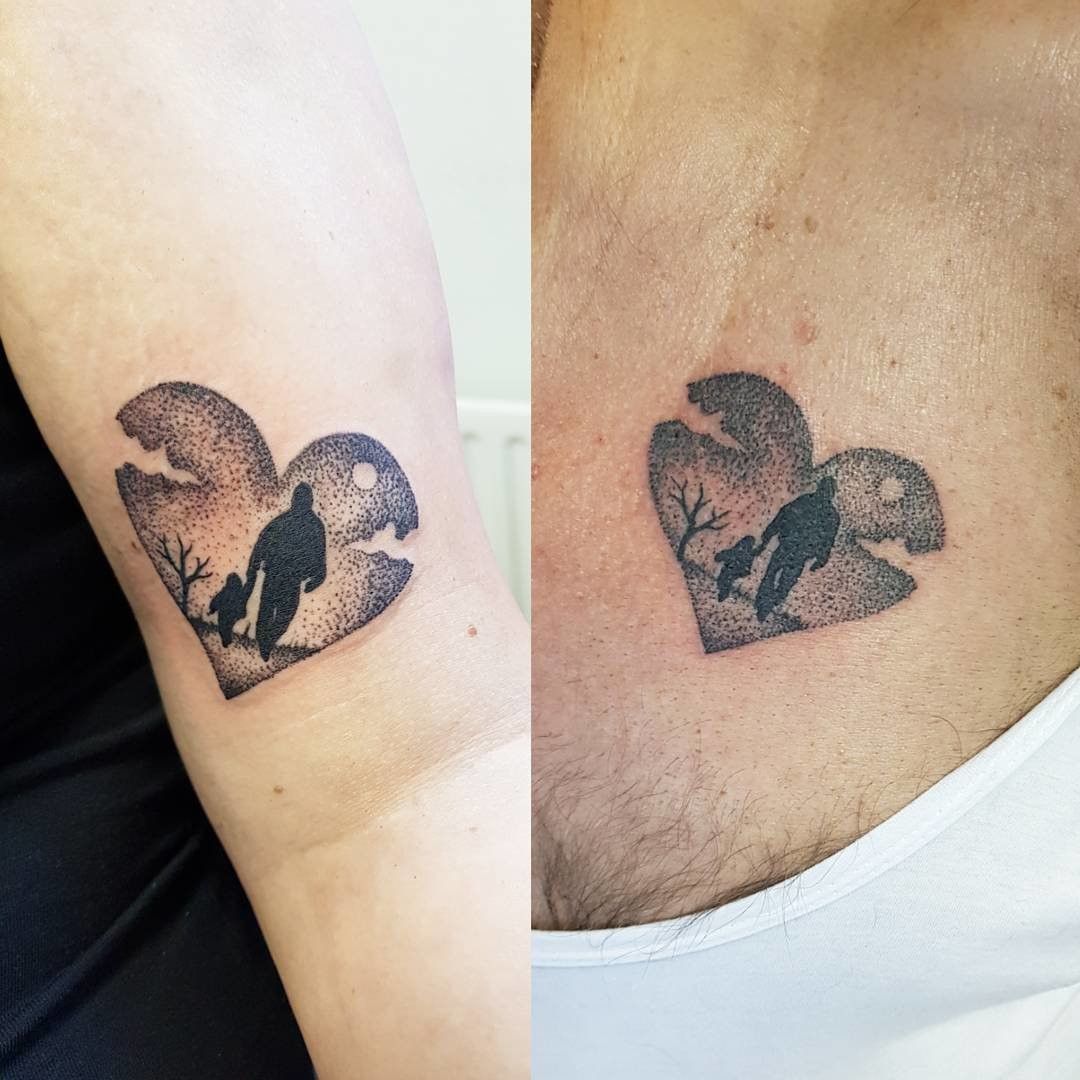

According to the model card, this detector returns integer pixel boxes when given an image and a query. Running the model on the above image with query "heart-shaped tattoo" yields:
[116,382,418,698]
[648,372,944,652]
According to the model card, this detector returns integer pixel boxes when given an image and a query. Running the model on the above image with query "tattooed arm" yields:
[0,4,527,1077]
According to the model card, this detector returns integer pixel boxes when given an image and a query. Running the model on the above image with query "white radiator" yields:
[457,398,531,619]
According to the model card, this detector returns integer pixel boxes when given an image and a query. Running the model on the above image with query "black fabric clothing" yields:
[0,353,313,1079]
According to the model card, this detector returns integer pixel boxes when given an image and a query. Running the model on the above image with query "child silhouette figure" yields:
[209,572,249,647]
[714,535,758,603]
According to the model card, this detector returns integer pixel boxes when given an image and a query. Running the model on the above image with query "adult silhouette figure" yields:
[754,476,840,623]
[244,482,327,660]
[713,536,757,603]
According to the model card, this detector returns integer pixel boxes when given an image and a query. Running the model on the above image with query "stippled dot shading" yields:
[116,382,418,698]
[648,372,944,653]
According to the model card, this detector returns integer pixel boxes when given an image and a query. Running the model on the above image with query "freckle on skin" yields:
[1053,384,1069,402]
[467,625,478,637]
[273,785,284,794]
[794,316,818,345]
[803,215,818,234]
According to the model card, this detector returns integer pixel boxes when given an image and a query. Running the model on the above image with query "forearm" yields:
[0,3,527,1075]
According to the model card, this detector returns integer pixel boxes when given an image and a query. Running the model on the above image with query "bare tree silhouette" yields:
[157,534,212,617]
[670,479,728,563]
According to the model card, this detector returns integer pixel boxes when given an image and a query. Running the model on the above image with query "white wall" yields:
[350,2,531,614]
[352,1,530,403]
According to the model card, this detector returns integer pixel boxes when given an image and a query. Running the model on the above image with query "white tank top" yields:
[533,667,1080,1079]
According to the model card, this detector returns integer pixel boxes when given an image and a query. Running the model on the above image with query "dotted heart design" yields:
[648,372,944,652]
[117,382,418,698]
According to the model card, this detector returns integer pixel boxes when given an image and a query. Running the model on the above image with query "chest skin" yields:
[532,0,1080,930]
